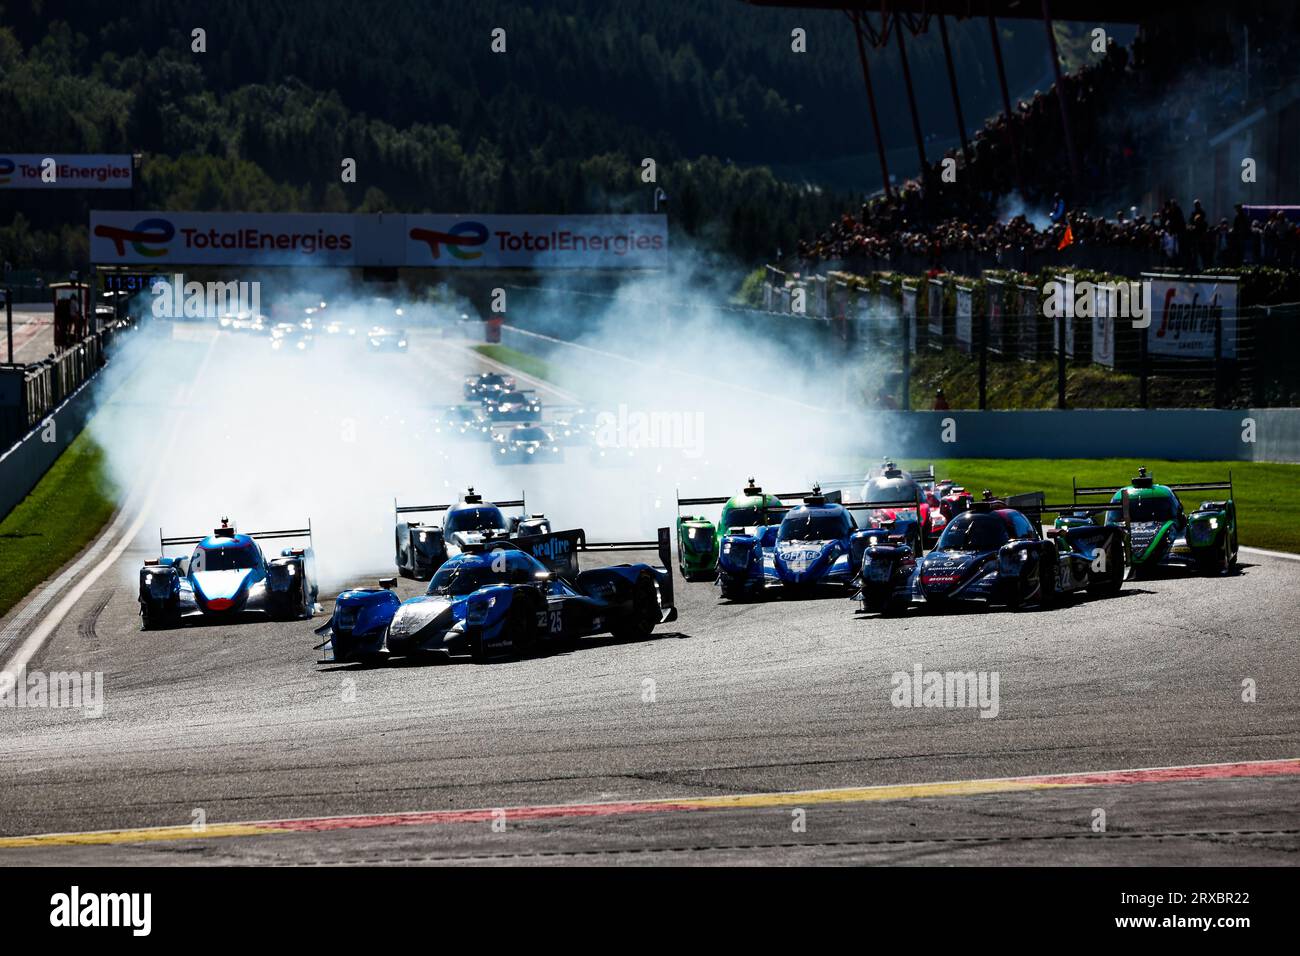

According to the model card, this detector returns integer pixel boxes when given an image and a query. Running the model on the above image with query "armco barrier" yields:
[498,325,1300,462]
[0,322,135,520]
[858,409,1300,463]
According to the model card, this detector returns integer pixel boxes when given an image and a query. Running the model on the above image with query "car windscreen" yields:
[196,544,260,571]
[864,477,920,505]
[427,562,499,596]
[445,506,508,533]
[935,513,1009,552]
[778,511,849,542]
[720,506,764,530]
[1109,493,1176,523]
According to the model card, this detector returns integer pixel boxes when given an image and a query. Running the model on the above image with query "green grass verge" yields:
[0,430,119,619]
[473,344,555,383]
[896,458,1300,553]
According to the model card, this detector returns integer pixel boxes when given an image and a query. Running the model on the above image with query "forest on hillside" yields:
[1,0,1060,271]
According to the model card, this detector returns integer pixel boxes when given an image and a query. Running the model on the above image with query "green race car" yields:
[1067,467,1238,576]
[675,479,787,581]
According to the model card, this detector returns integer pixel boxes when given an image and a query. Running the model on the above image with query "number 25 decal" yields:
[536,610,563,633]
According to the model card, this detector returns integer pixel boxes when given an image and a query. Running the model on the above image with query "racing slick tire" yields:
[139,601,175,631]
[1195,533,1234,576]
[612,575,659,641]
[1086,539,1125,597]
[718,574,748,602]
[1037,552,1059,608]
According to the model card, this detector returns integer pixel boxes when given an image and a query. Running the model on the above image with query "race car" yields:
[432,404,493,441]
[675,479,792,581]
[393,488,550,578]
[491,424,564,463]
[464,371,516,401]
[1069,467,1238,575]
[937,483,975,522]
[365,325,408,352]
[268,322,314,353]
[315,528,677,663]
[483,389,542,422]
[138,518,318,630]
[716,485,874,600]
[854,491,1127,615]
[311,578,401,664]
[847,463,945,553]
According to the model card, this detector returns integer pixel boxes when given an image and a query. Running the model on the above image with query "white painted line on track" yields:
[0,331,219,674]
[1240,545,1300,562]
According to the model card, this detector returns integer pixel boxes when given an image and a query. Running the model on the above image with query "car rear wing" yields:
[1008,490,1132,537]
[676,486,833,515]
[159,520,313,553]
[482,526,675,610]
[395,493,527,519]
[1074,473,1233,501]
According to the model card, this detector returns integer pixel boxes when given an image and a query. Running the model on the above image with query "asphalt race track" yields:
[1,325,1298,865]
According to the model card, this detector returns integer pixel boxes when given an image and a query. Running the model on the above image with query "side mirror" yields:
[379,577,397,589]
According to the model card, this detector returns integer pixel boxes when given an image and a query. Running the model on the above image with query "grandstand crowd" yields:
[797,10,1300,273]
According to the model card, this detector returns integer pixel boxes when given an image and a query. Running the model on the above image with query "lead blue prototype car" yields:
[139,518,318,629]
[715,485,878,600]
[314,527,677,664]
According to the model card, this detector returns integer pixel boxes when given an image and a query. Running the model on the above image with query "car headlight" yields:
[466,595,495,625]
[287,564,297,575]
[418,532,429,542]
[144,573,153,585]
[1209,517,1219,529]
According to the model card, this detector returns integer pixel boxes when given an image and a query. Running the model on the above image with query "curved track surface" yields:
[1,326,1297,865]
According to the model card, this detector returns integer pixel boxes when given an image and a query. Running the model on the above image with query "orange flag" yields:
[1057,223,1074,251]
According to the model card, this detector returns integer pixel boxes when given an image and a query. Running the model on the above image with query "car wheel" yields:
[1087,539,1124,596]
[139,601,156,631]
[612,575,659,641]
[1037,553,1059,607]
[718,576,747,602]
[506,600,536,656]
[397,564,414,579]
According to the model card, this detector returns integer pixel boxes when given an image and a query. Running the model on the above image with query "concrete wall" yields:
[0,375,99,519]
[499,324,1300,463]
[859,409,1300,462]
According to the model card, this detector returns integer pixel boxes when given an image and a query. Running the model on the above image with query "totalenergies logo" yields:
[93,217,175,257]
[0,158,14,185]
[409,221,489,260]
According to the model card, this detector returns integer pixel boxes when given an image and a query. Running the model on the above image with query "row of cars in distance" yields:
[675,463,1238,615]
[213,295,411,354]
[437,372,604,465]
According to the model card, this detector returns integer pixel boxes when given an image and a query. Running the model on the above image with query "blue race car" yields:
[314,527,677,664]
[139,518,318,629]
[853,492,1127,615]
[715,485,877,600]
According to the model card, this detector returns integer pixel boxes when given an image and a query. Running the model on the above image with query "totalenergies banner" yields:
[90,211,668,268]
[90,211,367,266]
[404,214,667,268]
[2,154,133,189]
[1143,274,1239,360]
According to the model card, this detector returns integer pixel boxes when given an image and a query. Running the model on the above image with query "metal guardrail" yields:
[0,323,124,448]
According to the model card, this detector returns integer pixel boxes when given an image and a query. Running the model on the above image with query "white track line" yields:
[0,331,218,675]
[1240,545,1300,562]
